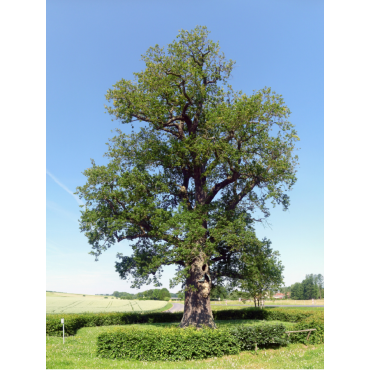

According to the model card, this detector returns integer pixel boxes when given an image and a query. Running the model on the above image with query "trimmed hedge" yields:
[46,307,324,341]
[289,311,324,344]
[96,322,291,360]
[97,326,240,361]
[46,311,182,337]
[229,323,289,350]
[213,307,316,322]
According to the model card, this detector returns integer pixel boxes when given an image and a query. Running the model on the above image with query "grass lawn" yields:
[46,321,323,369]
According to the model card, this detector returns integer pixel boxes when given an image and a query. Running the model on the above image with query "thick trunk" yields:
[179,257,216,328]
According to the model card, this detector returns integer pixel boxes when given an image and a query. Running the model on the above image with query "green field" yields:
[46,322,323,369]
[46,292,168,314]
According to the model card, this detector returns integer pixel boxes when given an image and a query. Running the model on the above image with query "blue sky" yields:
[46,0,323,295]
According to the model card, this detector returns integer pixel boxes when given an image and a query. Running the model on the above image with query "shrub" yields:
[97,326,240,361]
[46,307,323,339]
[96,322,290,360]
[229,323,289,350]
[288,312,324,345]
[212,307,317,322]
[163,297,170,301]
[46,311,183,337]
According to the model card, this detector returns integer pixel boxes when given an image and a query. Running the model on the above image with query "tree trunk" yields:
[179,257,216,328]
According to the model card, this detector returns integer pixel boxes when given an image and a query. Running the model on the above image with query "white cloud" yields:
[46,169,83,205]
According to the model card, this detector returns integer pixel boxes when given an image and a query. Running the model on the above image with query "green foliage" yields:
[96,322,291,361]
[163,297,170,301]
[210,285,228,300]
[237,241,284,307]
[47,325,324,369]
[46,307,323,342]
[46,310,181,337]
[177,290,185,300]
[97,326,239,361]
[290,274,324,300]
[289,312,324,345]
[112,288,172,300]
[229,323,288,350]
[76,26,299,293]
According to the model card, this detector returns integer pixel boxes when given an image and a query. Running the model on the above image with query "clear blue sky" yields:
[46,0,323,295]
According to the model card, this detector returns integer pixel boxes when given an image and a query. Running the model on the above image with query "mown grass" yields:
[46,322,323,369]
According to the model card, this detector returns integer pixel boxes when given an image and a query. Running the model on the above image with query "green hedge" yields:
[96,322,291,360]
[46,311,182,337]
[97,326,240,361]
[212,307,316,322]
[289,312,324,345]
[47,307,323,339]
[229,323,289,350]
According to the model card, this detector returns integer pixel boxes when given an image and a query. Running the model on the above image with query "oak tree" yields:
[77,26,299,328]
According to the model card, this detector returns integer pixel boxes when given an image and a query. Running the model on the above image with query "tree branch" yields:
[204,171,240,205]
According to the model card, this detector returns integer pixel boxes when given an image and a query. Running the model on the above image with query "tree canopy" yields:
[290,274,324,300]
[236,240,284,307]
[77,26,299,327]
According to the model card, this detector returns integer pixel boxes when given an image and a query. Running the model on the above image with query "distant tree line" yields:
[176,273,323,305]
[111,288,174,300]
[286,274,324,300]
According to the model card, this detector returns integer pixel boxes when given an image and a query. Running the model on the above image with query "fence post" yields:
[61,318,64,344]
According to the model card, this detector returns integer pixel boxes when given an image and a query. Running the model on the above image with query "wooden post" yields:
[307,330,312,341]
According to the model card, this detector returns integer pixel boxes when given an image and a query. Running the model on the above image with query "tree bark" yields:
[179,257,216,328]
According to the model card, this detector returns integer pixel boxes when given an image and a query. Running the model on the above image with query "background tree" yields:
[77,26,298,328]
[159,287,171,300]
[290,282,303,300]
[316,273,324,299]
[210,285,228,300]
[302,274,319,299]
[290,274,323,300]
[177,290,185,300]
[237,240,284,307]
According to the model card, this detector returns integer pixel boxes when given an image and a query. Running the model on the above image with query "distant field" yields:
[46,292,167,314]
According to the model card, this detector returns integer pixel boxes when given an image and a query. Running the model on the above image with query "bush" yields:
[97,326,240,360]
[46,307,323,340]
[212,307,316,322]
[46,311,182,337]
[288,312,324,345]
[229,323,289,350]
[96,322,290,360]
[163,297,170,301]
